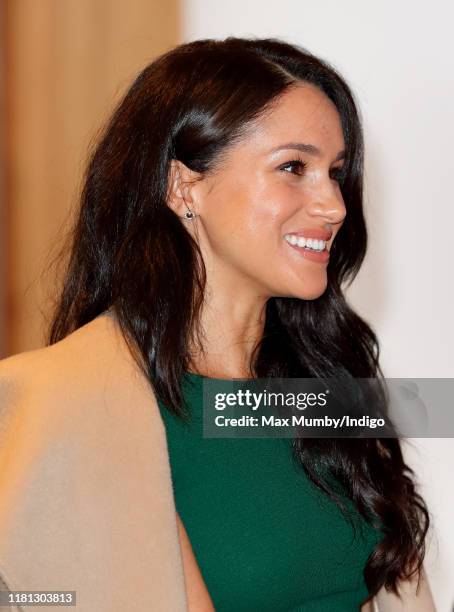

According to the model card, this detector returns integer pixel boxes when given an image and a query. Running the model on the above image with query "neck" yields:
[188,283,268,379]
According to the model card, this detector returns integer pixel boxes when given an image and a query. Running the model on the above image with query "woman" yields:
[0,37,435,611]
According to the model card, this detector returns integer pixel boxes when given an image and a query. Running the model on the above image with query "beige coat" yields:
[0,311,187,611]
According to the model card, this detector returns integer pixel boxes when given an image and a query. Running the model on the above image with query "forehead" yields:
[240,83,345,156]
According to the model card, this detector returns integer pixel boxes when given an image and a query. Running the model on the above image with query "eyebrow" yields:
[269,142,346,161]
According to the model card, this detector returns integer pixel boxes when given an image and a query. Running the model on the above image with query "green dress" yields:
[157,372,383,611]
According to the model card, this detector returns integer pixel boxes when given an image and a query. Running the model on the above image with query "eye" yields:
[279,159,308,175]
[330,165,347,184]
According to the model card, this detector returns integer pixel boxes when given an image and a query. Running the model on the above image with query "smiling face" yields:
[169,82,348,301]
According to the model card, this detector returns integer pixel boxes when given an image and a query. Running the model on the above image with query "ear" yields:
[166,159,200,218]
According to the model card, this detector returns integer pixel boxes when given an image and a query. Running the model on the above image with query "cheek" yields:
[238,187,300,255]
[249,178,299,227]
[205,178,299,265]
[208,190,292,258]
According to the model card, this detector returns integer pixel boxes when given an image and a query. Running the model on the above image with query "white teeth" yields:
[284,234,326,251]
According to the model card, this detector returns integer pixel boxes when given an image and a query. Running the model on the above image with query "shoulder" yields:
[0,312,186,610]
[0,310,145,396]
[0,311,160,436]
[0,311,168,491]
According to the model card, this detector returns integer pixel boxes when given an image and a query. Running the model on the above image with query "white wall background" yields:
[181,2,454,610]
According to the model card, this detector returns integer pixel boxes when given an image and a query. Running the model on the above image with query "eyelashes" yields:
[279,158,347,184]
[280,159,308,175]
[330,166,348,184]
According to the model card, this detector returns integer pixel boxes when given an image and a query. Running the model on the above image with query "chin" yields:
[272,287,327,301]
[273,278,328,301]
[295,290,326,301]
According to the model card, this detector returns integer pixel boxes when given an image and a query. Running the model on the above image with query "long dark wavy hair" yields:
[47,36,430,603]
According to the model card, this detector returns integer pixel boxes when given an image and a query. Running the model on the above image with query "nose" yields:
[305,188,346,226]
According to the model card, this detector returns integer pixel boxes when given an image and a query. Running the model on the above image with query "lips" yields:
[285,227,333,241]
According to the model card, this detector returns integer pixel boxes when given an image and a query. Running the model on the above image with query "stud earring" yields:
[183,207,197,220]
